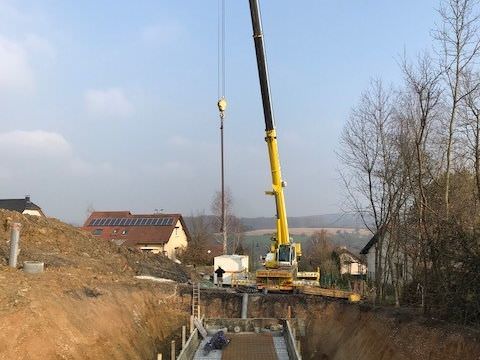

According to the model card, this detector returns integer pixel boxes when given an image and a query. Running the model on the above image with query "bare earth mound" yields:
[0,210,191,359]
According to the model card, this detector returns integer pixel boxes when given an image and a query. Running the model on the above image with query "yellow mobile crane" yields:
[248,0,319,293]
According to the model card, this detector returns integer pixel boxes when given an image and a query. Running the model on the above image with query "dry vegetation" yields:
[339,0,480,326]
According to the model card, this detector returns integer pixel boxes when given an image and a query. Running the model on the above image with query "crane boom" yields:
[248,0,290,246]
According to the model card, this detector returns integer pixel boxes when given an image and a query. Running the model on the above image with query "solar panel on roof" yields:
[89,219,96,226]
[167,218,174,225]
[113,218,121,226]
[140,218,147,225]
[119,218,127,226]
[99,218,107,226]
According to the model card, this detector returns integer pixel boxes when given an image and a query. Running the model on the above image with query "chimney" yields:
[25,195,30,203]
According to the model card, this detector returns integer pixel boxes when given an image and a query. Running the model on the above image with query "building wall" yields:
[339,253,367,275]
[22,209,43,217]
[366,251,376,279]
[139,245,164,254]
[163,220,188,260]
[365,240,412,283]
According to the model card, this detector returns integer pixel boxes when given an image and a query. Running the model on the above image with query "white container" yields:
[213,255,249,286]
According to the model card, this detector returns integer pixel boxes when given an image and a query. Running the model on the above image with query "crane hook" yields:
[217,97,227,119]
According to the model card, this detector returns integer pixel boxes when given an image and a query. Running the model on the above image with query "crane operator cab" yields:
[264,242,301,269]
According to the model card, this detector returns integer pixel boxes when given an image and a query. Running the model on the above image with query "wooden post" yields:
[190,315,194,334]
[287,305,292,319]
[182,325,186,348]
[296,340,301,354]
[171,340,175,360]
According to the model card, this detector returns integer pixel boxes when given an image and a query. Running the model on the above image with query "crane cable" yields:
[217,0,227,117]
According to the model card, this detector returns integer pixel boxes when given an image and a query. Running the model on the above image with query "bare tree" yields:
[178,211,214,265]
[339,78,407,302]
[229,216,246,254]
[460,70,480,201]
[211,188,244,254]
[211,189,233,254]
[434,0,480,215]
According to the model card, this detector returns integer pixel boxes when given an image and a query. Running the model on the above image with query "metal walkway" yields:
[192,333,289,360]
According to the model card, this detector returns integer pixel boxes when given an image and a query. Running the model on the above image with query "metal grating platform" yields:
[192,333,289,360]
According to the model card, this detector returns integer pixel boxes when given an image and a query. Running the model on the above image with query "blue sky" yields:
[0,0,439,223]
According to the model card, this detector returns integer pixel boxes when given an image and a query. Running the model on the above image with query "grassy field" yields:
[243,227,371,254]
[244,227,370,236]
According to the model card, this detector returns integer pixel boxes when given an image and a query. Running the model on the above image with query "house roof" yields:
[335,247,366,264]
[0,196,42,214]
[82,211,191,247]
[360,226,386,255]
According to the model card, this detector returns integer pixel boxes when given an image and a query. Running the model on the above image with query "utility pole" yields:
[217,0,227,255]
[218,99,227,254]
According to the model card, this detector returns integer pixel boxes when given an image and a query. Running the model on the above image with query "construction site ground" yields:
[0,210,479,360]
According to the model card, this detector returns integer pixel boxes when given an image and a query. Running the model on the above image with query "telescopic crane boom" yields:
[249,0,290,247]
[249,0,307,292]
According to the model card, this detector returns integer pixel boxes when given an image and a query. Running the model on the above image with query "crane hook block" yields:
[217,97,227,113]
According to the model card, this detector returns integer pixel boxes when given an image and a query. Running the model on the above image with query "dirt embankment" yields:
[0,210,192,360]
[0,276,190,359]
[198,290,480,360]
[0,210,188,282]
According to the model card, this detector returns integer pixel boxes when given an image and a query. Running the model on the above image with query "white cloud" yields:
[0,35,34,91]
[85,88,134,118]
[0,130,71,158]
[141,22,184,46]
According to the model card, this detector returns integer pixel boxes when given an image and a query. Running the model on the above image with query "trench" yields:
[181,289,480,360]
[3,282,479,360]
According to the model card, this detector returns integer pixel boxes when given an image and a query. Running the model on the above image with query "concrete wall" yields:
[195,291,480,360]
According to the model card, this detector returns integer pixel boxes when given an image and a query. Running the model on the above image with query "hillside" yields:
[184,213,368,232]
[242,213,367,230]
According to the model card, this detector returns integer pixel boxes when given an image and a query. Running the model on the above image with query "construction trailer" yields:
[213,255,249,286]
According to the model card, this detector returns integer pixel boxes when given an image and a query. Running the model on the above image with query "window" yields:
[121,230,128,235]
[112,229,118,234]
[278,245,290,262]
[93,229,103,236]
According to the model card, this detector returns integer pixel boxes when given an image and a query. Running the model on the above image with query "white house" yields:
[360,228,411,283]
[335,247,367,276]
[0,196,45,217]
[82,211,190,260]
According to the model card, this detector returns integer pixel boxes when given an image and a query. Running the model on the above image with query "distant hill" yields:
[184,213,368,232]
[240,213,367,231]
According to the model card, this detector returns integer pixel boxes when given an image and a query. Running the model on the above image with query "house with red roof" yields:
[82,211,190,260]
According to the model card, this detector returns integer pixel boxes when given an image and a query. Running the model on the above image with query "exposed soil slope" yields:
[0,210,191,360]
